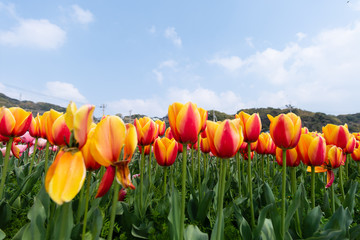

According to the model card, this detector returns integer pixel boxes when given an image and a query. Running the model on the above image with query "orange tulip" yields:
[168,102,201,144]
[0,107,32,137]
[155,119,166,137]
[45,109,63,145]
[236,111,262,143]
[139,145,151,155]
[276,147,300,167]
[45,149,86,205]
[52,115,71,146]
[65,102,95,149]
[239,141,258,153]
[344,135,356,154]
[351,144,360,161]
[200,136,211,154]
[322,124,350,149]
[91,116,138,196]
[205,119,243,158]
[134,116,157,146]
[91,116,126,167]
[153,137,178,166]
[29,114,41,138]
[297,133,326,166]
[81,123,101,171]
[268,113,302,149]
[198,107,208,132]
[353,132,360,141]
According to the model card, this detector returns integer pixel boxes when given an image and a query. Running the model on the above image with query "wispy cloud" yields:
[45,81,87,103]
[71,5,94,25]
[148,25,156,34]
[0,3,66,49]
[208,56,244,71]
[164,27,182,47]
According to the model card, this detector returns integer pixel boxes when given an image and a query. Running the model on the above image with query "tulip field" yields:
[1,102,360,240]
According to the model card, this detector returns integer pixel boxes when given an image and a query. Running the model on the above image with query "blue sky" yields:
[1,1,360,118]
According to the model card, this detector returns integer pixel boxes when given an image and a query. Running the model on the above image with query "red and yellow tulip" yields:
[276,147,300,167]
[236,111,262,143]
[155,119,166,137]
[297,133,326,166]
[268,113,302,149]
[322,124,350,149]
[168,102,201,144]
[205,119,244,159]
[0,107,32,137]
[153,137,178,166]
[134,116,158,146]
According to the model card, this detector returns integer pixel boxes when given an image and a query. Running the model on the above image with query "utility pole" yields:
[100,104,107,116]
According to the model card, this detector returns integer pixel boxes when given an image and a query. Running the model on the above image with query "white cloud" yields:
[0,4,66,50]
[208,56,244,71]
[107,87,245,117]
[71,5,94,24]
[246,37,254,48]
[164,27,182,47]
[159,60,177,69]
[45,81,87,103]
[296,32,306,41]
[0,19,66,49]
[152,69,163,83]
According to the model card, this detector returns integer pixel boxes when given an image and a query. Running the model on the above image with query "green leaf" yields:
[263,183,275,204]
[0,201,11,227]
[260,219,276,240]
[350,225,360,240]
[285,186,301,231]
[51,202,74,240]
[87,208,103,240]
[324,206,352,232]
[234,205,252,240]
[187,197,198,222]
[254,204,273,239]
[302,207,322,238]
[196,190,215,223]
[168,186,181,240]
[0,229,5,240]
[210,211,224,240]
[22,195,47,240]
[184,225,208,240]
[343,180,357,215]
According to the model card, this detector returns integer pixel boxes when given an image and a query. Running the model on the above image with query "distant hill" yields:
[0,93,66,114]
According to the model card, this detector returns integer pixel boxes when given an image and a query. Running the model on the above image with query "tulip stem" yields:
[163,167,168,196]
[197,137,201,203]
[180,144,187,240]
[331,178,335,214]
[191,148,194,184]
[0,137,13,199]
[44,141,50,173]
[339,165,345,200]
[236,152,241,197]
[148,145,152,188]
[261,155,264,182]
[82,173,92,240]
[247,144,255,229]
[76,179,85,223]
[108,181,120,240]
[215,158,227,240]
[358,162,360,176]
[311,166,315,209]
[59,202,71,240]
[140,149,145,212]
[290,167,302,238]
[267,155,270,178]
[281,149,287,239]
[204,153,208,174]
[345,154,349,179]
[29,138,38,174]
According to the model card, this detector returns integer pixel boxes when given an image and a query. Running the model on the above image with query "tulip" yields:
[351,144,360,162]
[90,116,137,240]
[20,131,35,145]
[236,111,262,143]
[138,145,151,155]
[322,124,350,149]
[155,119,166,137]
[297,134,326,167]
[65,102,95,149]
[276,147,300,167]
[45,149,86,205]
[81,123,101,171]
[52,115,71,146]
[198,107,208,133]
[134,117,157,146]
[0,107,33,198]
[343,135,356,178]
[118,188,127,201]
[168,102,201,144]
[153,137,178,195]
[268,112,301,238]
